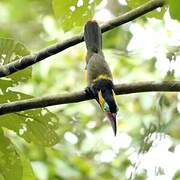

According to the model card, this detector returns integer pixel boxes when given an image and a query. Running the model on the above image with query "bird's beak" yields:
[106,112,117,136]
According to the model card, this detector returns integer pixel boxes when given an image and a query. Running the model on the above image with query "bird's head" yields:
[93,79,118,135]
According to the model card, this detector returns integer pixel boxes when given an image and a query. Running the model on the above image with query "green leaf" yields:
[0,38,31,84]
[19,149,36,180]
[0,129,22,180]
[0,79,13,92]
[0,90,59,146]
[0,89,33,103]
[0,38,29,65]
[0,129,36,180]
[52,0,101,31]
[0,43,59,147]
[127,0,165,19]
[169,0,180,21]
[0,110,59,147]
[6,134,36,180]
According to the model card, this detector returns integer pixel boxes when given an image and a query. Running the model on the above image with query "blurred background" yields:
[0,0,180,179]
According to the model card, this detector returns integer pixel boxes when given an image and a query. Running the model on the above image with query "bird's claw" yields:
[85,86,96,98]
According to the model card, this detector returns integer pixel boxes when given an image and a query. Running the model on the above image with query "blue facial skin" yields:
[104,102,110,112]
[93,79,118,114]
[104,101,119,113]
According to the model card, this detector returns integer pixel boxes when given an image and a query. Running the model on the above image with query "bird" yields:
[84,20,119,135]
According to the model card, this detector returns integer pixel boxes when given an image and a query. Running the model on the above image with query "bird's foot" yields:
[85,86,96,98]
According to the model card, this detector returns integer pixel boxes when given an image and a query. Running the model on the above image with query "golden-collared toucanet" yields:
[84,21,119,135]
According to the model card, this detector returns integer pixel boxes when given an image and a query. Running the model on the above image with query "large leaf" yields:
[0,90,59,146]
[0,128,36,180]
[0,129,22,180]
[0,80,59,147]
[0,38,31,84]
[0,111,59,146]
[52,0,101,31]
[169,0,180,21]
[21,152,36,180]
[0,38,59,146]
[0,79,13,92]
[13,142,36,180]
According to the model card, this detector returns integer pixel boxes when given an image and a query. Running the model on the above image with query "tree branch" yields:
[0,81,179,115]
[0,0,165,78]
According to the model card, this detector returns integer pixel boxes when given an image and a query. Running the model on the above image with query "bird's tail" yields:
[84,21,102,53]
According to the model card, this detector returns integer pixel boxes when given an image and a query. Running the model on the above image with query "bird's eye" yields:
[104,102,110,112]
[101,89,105,93]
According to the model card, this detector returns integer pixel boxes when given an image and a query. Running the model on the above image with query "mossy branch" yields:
[0,81,179,115]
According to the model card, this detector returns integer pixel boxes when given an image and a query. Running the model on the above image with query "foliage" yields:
[169,0,180,21]
[0,0,180,179]
[0,38,59,179]
[52,0,101,31]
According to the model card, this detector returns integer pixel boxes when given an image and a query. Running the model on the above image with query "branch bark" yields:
[0,0,165,78]
[0,81,179,115]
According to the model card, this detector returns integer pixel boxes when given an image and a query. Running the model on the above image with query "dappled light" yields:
[0,0,180,179]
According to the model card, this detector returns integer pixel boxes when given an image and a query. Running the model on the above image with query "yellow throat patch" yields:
[93,74,112,83]
[98,90,105,111]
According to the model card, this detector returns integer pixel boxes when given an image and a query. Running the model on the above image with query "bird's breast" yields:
[87,53,112,85]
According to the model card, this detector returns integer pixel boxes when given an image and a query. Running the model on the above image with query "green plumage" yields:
[84,21,112,85]
[84,21,118,136]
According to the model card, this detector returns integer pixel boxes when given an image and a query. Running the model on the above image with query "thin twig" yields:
[0,0,165,78]
[0,81,179,115]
